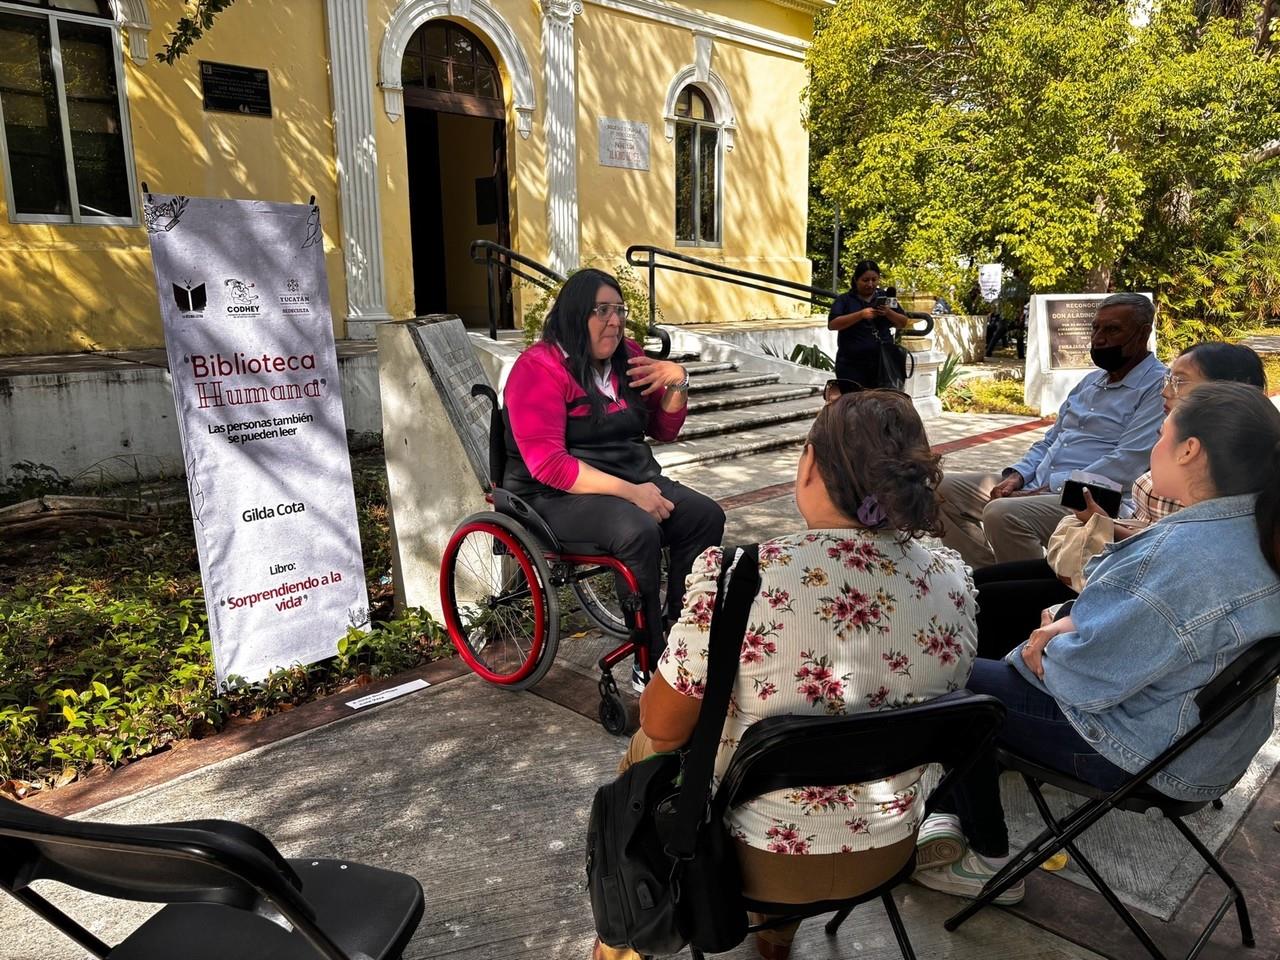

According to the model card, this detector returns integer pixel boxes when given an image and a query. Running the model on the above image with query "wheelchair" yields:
[439,382,664,734]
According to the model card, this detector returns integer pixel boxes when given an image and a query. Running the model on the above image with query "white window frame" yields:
[672,85,723,249]
[0,1,140,226]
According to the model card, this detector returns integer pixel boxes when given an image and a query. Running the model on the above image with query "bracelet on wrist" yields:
[669,368,690,392]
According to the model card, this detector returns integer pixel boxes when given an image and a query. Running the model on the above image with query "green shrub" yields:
[941,377,1037,416]
[935,354,963,396]
[764,342,836,371]
[0,448,448,794]
[1,461,72,507]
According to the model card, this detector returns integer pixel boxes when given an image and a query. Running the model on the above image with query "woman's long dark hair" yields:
[1180,342,1265,387]
[1170,381,1280,574]
[540,269,639,423]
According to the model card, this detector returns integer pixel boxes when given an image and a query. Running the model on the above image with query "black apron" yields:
[503,393,661,498]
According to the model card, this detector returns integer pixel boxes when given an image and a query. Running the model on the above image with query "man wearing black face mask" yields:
[939,293,1167,567]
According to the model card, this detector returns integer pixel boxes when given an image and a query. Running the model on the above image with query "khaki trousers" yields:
[938,471,1073,568]
[596,733,916,958]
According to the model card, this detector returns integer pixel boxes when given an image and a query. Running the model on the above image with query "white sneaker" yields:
[915,813,966,871]
[913,851,1025,905]
[630,664,648,695]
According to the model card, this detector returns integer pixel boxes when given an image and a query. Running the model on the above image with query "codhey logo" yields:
[225,278,261,315]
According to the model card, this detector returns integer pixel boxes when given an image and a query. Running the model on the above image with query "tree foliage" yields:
[806,0,1280,337]
[156,0,238,64]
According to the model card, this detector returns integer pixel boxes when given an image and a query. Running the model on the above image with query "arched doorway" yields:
[402,20,510,327]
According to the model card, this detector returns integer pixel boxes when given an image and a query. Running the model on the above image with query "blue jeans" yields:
[934,659,1130,857]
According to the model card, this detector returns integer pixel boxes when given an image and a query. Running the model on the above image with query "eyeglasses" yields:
[1163,373,1191,397]
[591,303,629,322]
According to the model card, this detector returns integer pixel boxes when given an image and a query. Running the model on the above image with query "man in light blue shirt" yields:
[940,293,1168,567]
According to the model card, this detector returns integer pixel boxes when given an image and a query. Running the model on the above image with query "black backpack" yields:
[586,544,761,956]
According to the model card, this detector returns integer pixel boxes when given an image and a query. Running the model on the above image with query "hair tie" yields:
[857,494,888,529]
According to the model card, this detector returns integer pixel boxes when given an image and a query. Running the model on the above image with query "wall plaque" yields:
[1044,297,1100,370]
[598,118,650,171]
[200,61,272,117]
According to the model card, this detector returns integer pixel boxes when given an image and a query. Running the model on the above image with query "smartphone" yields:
[1060,479,1122,518]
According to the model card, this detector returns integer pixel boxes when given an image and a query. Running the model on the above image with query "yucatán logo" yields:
[279,277,311,315]
[224,278,261,315]
[173,281,207,314]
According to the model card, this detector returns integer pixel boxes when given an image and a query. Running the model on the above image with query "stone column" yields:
[325,0,393,339]
[541,0,582,274]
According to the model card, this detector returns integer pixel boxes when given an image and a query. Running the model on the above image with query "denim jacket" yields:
[1008,494,1280,800]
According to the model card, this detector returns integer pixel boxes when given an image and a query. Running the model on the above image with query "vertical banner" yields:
[977,263,1004,302]
[146,195,369,686]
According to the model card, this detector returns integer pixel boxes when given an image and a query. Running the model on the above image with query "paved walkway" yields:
[2,673,1104,960]
[3,411,1272,960]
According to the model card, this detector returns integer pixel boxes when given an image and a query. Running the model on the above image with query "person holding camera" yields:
[827,259,912,388]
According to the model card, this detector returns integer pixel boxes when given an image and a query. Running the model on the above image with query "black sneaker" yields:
[631,664,648,695]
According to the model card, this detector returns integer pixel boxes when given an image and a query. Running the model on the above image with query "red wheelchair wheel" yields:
[441,512,560,689]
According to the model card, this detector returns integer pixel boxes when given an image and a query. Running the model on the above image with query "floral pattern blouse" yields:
[657,530,977,855]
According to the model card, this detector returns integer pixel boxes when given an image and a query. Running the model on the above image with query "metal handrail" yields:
[624,244,934,341]
[468,239,670,358]
[470,239,565,340]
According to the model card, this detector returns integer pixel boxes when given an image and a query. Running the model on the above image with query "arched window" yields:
[673,85,719,246]
[401,20,502,118]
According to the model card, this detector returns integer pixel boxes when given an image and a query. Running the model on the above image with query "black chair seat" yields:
[108,860,422,960]
[0,797,425,960]
[947,637,1280,959]
[686,692,1007,960]
[996,747,1210,818]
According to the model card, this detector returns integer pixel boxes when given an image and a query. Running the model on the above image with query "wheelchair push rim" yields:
[440,515,559,687]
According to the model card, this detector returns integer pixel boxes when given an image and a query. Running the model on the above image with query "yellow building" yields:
[0,0,825,356]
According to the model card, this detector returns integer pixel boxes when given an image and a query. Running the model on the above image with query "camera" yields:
[873,286,899,309]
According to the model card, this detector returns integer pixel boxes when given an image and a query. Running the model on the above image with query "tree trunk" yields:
[1245,138,1280,166]
[1084,264,1112,292]
[1257,0,1276,53]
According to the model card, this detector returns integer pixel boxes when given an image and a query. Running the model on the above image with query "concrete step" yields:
[676,395,822,440]
[683,360,736,376]
[687,370,781,393]
[690,382,822,412]
[654,419,810,470]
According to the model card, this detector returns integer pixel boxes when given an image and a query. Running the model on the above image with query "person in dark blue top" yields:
[827,259,912,387]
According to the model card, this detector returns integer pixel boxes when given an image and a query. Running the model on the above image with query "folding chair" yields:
[0,797,424,960]
[945,636,1280,960]
[691,691,1006,960]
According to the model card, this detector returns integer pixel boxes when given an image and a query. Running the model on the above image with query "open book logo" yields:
[173,281,207,313]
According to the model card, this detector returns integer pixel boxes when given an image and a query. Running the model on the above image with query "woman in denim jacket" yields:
[916,381,1280,904]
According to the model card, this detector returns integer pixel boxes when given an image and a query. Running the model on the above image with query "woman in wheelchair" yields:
[596,392,977,960]
[503,268,725,687]
[915,382,1280,904]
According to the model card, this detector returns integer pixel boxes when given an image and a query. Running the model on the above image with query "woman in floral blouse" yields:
[593,391,977,960]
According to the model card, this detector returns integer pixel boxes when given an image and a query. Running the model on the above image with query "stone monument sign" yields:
[1025,293,1154,415]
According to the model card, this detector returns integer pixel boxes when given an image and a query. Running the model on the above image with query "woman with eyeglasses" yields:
[827,259,912,388]
[502,269,725,685]
[916,381,1280,904]
[969,342,1267,660]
